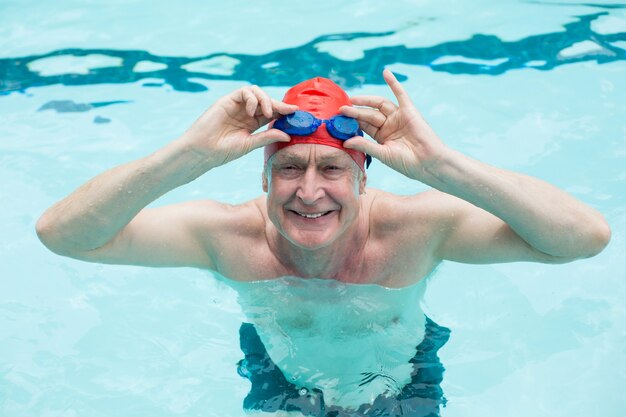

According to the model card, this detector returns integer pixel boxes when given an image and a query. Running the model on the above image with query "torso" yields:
[231,276,429,409]
[207,188,442,408]
[211,188,441,288]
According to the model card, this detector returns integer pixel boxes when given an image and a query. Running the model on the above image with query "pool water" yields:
[1,1,625,416]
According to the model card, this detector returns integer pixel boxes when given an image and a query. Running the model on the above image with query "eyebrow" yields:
[274,153,349,165]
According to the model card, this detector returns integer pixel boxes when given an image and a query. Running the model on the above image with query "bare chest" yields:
[344,240,436,287]
[215,234,437,287]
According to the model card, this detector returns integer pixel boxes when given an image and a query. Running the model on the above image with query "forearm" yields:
[36,137,213,254]
[422,148,611,259]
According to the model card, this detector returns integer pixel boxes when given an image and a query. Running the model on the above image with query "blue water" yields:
[1,0,625,416]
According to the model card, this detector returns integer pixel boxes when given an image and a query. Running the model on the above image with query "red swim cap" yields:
[264,77,367,171]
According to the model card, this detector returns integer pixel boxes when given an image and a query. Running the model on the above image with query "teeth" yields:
[296,211,327,219]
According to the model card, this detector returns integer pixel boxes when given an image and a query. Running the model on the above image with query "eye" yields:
[323,165,344,174]
[275,164,302,177]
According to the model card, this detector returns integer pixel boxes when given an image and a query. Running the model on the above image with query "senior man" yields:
[36,70,610,415]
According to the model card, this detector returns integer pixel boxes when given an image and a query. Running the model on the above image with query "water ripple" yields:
[1,12,625,94]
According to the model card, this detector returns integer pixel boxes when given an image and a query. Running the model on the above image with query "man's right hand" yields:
[180,85,298,169]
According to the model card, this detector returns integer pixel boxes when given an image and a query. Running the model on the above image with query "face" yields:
[263,144,366,250]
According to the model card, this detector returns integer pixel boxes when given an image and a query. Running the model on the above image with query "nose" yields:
[295,167,325,204]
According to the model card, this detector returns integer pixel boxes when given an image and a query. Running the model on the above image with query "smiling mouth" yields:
[291,210,333,219]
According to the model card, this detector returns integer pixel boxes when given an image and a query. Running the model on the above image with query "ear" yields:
[358,172,367,195]
[262,171,269,193]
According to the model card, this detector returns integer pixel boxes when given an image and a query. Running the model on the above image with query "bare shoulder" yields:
[185,197,266,233]
[367,188,457,237]
[193,196,278,280]
[156,197,268,272]
[361,189,451,286]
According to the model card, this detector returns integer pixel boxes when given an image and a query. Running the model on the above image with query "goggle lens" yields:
[274,110,362,141]
[326,115,360,140]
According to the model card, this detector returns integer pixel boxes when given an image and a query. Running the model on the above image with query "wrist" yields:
[148,137,215,186]
[421,146,477,194]
[420,147,491,198]
[410,144,452,185]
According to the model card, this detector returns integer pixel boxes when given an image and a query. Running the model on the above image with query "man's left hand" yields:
[340,69,446,182]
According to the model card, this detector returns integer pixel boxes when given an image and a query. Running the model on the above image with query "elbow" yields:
[585,217,611,258]
[36,214,60,253]
[35,213,72,257]
[570,215,612,260]
[36,212,114,260]
[540,216,611,263]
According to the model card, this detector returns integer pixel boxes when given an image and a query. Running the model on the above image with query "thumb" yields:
[343,136,383,160]
[246,128,292,151]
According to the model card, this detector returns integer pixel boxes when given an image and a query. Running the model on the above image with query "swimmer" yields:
[36,70,611,415]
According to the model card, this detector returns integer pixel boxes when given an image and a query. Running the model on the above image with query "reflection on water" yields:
[223,276,450,416]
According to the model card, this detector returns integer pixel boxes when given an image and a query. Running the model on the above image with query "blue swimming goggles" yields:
[273,110,363,140]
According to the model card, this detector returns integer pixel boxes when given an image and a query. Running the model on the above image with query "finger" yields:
[343,136,384,160]
[250,85,273,119]
[247,128,292,150]
[352,118,383,143]
[340,105,386,129]
[349,96,397,116]
[271,99,298,117]
[255,102,299,127]
[242,88,259,118]
[382,69,411,107]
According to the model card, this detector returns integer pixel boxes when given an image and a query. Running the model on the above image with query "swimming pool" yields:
[1,0,625,415]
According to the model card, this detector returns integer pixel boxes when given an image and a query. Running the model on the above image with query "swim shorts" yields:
[237,316,450,417]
